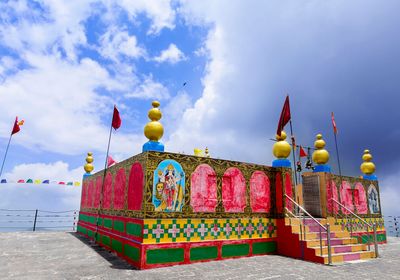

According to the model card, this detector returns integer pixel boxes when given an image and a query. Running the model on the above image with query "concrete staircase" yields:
[281,218,376,265]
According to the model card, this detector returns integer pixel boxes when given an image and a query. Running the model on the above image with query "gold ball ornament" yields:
[312,134,329,164]
[144,101,164,141]
[273,131,291,159]
[84,152,94,173]
[360,149,376,175]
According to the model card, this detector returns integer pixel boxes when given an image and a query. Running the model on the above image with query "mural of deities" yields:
[152,160,185,212]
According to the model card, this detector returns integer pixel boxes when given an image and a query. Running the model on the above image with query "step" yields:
[319,250,375,264]
[305,237,358,247]
[294,231,349,240]
[306,224,342,233]
[310,244,368,256]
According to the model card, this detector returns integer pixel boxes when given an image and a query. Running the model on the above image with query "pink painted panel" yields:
[94,176,102,208]
[222,167,246,212]
[326,180,339,214]
[275,173,283,213]
[285,173,293,212]
[340,181,354,214]
[87,180,94,208]
[113,168,126,210]
[128,162,144,211]
[354,182,368,214]
[103,172,113,209]
[250,171,270,213]
[81,181,87,208]
[190,164,217,212]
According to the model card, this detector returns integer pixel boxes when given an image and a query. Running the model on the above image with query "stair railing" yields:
[330,198,379,258]
[284,194,332,264]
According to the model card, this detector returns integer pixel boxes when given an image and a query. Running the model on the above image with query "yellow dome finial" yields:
[144,100,164,141]
[84,152,94,174]
[312,134,329,164]
[360,149,376,175]
[272,131,291,159]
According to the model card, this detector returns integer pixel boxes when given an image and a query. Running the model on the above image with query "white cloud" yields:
[379,173,400,217]
[125,76,170,100]
[3,161,83,182]
[117,0,176,34]
[0,54,143,156]
[0,161,84,211]
[154,43,187,64]
[99,27,146,61]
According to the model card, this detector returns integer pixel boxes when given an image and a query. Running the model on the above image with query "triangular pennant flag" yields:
[74,182,81,187]
[1,179,7,183]
[17,179,25,183]
[67,182,73,186]
[107,155,117,167]
[299,146,307,158]
[276,96,291,136]
[112,105,122,130]
[42,180,50,184]
[34,179,41,184]
[331,112,338,134]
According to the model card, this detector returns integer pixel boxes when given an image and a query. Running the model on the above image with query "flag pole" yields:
[333,130,342,179]
[0,133,13,178]
[95,105,115,238]
[289,120,298,186]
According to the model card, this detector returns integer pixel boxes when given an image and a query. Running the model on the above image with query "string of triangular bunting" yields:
[0,179,81,186]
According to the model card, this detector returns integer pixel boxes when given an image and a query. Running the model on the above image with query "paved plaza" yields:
[0,232,399,280]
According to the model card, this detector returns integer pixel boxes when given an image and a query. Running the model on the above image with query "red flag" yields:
[276,96,291,136]
[11,117,24,135]
[112,105,121,130]
[107,155,117,167]
[331,112,338,134]
[299,146,307,158]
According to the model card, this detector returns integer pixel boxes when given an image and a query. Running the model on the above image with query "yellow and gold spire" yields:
[84,152,94,174]
[272,131,291,159]
[312,134,329,165]
[360,149,376,175]
[144,101,164,142]
[205,147,210,158]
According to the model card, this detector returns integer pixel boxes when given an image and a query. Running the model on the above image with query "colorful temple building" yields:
[77,101,386,269]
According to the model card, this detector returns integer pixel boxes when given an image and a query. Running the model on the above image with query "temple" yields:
[77,101,386,269]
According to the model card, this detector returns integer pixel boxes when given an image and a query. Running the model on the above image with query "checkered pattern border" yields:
[143,218,277,244]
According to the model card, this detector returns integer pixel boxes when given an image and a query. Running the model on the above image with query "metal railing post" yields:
[32,209,38,231]
[319,226,323,256]
[373,223,379,258]
[327,223,332,265]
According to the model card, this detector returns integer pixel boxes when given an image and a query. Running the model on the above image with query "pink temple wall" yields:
[87,180,94,208]
[326,180,339,214]
[354,182,368,214]
[285,173,293,212]
[113,168,126,210]
[81,181,87,208]
[127,162,144,211]
[103,172,113,209]
[190,164,217,212]
[275,173,283,213]
[222,167,246,212]
[340,181,354,214]
[249,171,270,213]
[94,176,102,208]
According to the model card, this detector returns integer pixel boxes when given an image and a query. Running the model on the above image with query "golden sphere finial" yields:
[273,130,291,159]
[312,133,329,164]
[84,152,94,173]
[360,149,375,175]
[144,100,164,141]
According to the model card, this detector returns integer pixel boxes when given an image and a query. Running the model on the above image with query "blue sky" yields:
[0,0,399,216]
